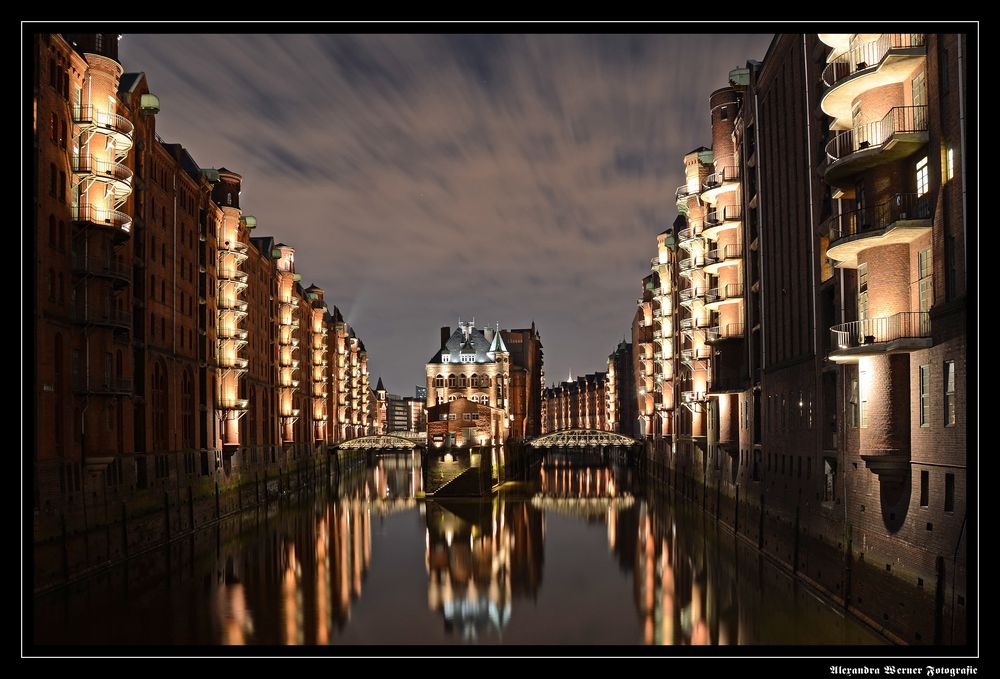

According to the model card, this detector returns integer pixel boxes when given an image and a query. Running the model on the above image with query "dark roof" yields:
[687,146,711,155]
[376,377,385,391]
[427,326,497,364]
[118,72,143,96]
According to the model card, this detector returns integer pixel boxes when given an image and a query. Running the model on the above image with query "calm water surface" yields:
[34,452,885,645]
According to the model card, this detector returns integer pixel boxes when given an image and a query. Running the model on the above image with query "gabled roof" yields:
[427,326,495,364]
[489,330,508,354]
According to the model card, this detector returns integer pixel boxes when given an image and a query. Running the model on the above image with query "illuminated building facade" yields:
[541,372,609,433]
[33,33,375,513]
[606,340,636,437]
[500,323,544,439]
[426,321,511,418]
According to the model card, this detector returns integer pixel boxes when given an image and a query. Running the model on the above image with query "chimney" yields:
[440,326,451,348]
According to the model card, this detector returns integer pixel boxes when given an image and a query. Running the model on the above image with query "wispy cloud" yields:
[121,32,773,391]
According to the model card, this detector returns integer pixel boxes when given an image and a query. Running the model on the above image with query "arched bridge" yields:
[529,429,639,449]
[336,434,426,451]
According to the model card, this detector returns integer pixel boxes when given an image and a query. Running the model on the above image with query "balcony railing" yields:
[705,242,743,266]
[71,307,131,330]
[675,184,699,201]
[218,357,249,370]
[681,390,707,404]
[650,256,669,270]
[72,106,134,138]
[830,312,930,351]
[824,193,933,244]
[706,204,743,226]
[71,254,131,284]
[703,166,740,191]
[73,376,133,395]
[705,283,744,305]
[826,105,928,164]
[706,323,745,342]
[679,287,707,303]
[71,205,132,234]
[822,34,927,89]
[678,225,701,242]
[218,398,250,412]
[679,255,707,273]
[680,347,712,361]
[71,156,133,184]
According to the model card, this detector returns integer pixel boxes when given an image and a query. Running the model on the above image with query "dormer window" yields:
[442,355,450,363]
[461,354,475,363]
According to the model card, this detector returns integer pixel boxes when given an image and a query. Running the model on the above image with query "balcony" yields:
[71,156,133,200]
[71,307,131,332]
[218,398,249,412]
[825,193,933,268]
[72,376,132,396]
[680,316,712,333]
[829,311,931,362]
[675,183,700,202]
[824,106,929,186]
[650,256,669,272]
[218,298,248,314]
[681,390,708,405]
[679,255,707,276]
[72,106,134,151]
[702,204,743,240]
[681,347,712,362]
[218,356,249,370]
[705,322,745,343]
[704,283,744,310]
[71,254,131,286]
[700,166,740,204]
[218,327,248,341]
[821,34,927,129]
[677,225,703,250]
[679,287,707,307]
[71,205,131,238]
[703,242,743,274]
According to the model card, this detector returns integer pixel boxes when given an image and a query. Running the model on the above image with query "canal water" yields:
[33,451,885,646]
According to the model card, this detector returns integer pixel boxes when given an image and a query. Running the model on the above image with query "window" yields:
[823,458,837,502]
[459,375,467,387]
[946,147,955,181]
[60,120,67,149]
[944,361,956,426]
[858,370,868,429]
[920,470,929,507]
[434,375,444,388]
[49,113,57,143]
[49,164,56,196]
[919,365,930,426]
[945,235,957,301]
[916,157,929,197]
[442,355,450,363]
[440,414,448,421]
[720,106,728,121]
[47,269,55,301]
[858,263,869,321]
[463,413,472,421]
[941,47,950,94]
[918,247,933,314]
[49,58,56,88]
[911,71,927,112]
[944,473,955,512]
[58,171,65,202]
[48,215,56,247]
[448,375,457,388]
[448,413,456,420]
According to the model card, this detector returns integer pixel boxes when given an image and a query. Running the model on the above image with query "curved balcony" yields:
[679,316,712,333]
[218,356,249,370]
[219,337,248,354]
[218,398,249,413]
[681,390,708,405]
[829,312,931,362]
[677,225,704,250]
[219,241,249,261]
[71,254,131,287]
[71,307,131,332]
[700,167,740,204]
[681,347,712,362]
[705,322,745,343]
[650,256,670,272]
[704,242,744,274]
[678,287,707,307]
[218,298,248,315]
[70,204,131,238]
[824,193,933,268]
[73,106,134,152]
[71,156,133,199]
[675,183,700,202]
[702,204,743,240]
[821,34,927,129]
[218,268,249,284]
[679,255,707,276]
[218,327,248,341]
[704,283,744,310]
[825,106,929,186]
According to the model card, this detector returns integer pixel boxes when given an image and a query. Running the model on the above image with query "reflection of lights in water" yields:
[445,529,453,547]
[443,453,454,463]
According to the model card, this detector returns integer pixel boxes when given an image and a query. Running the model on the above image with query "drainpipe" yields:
[173,169,178,453]
[956,35,967,280]
[803,35,818,359]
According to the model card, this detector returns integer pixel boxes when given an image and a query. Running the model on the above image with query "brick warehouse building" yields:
[32,33,375,514]
[541,372,609,434]
[637,33,968,645]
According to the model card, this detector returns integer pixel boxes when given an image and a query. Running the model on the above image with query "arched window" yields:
[459,375,467,387]
[448,395,456,402]
[49,164,56,196]
[481,376,491,388]
[48,215,56,247]
[58,220,65,252]
[227,192,232,206]
[435,375,444,388]
[49,113,57,143]
[448,375,457,388]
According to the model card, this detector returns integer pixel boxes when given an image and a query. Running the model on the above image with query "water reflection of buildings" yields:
[424,496,543,641]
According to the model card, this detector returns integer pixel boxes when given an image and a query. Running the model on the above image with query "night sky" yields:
[119,33,774,395]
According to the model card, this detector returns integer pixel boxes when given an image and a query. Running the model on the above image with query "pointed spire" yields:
[376,376,385,392]
[489,327,508,354]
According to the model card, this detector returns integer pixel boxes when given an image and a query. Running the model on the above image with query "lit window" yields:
[918,248,933,314]
[916,157,929,196]
[944,361,956,426]
[858,263,869,321]
[919,364,930,426]
[947,148,954,180]
[442,355,450,363]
